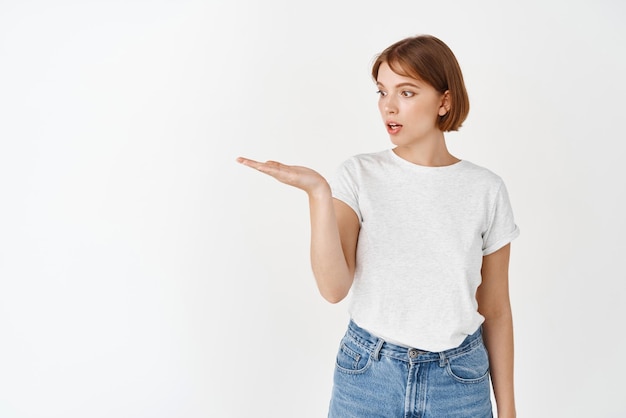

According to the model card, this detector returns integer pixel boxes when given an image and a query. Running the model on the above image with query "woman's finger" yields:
[236,156,261,167]
[237,156,327,194]
[237,157,287,177]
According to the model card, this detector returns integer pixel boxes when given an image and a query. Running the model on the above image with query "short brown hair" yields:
[371,35,469,132]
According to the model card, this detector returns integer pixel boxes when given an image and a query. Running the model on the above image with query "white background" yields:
[1,0,625,417]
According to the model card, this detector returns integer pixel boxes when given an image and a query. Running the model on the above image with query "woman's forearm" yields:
[482,312,516,418]
[308,186,353,303]
[236,157,354,303]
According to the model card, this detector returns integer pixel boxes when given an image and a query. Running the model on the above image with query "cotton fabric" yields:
[330,149,519,351]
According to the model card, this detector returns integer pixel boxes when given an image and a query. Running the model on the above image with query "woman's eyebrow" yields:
[376,81,421,89]
[397,82,421,88]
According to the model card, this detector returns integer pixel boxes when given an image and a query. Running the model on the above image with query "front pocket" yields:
[335,337,372,375]
[445,342,490,384]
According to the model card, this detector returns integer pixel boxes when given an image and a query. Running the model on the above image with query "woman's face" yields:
[376,62,449,146]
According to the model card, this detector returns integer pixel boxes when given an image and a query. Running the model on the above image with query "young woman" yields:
[237,35,519,418]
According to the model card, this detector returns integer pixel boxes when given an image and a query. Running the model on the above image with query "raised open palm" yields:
[237,157,329,196]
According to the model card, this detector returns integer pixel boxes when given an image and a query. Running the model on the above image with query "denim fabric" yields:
[328,320,493,418]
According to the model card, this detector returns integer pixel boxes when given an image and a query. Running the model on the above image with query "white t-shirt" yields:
[330,149,520,352]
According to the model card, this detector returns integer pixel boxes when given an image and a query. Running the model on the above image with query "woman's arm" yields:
[237,157,359,303]
[476,244,516,418]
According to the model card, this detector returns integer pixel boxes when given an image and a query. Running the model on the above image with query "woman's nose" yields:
[383,96,398,114]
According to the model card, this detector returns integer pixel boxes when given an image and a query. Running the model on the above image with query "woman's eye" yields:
[376,90,387,97]
[401,91,415,97]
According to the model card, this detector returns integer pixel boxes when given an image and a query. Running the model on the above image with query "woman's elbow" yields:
[321,290,348,304]
[317,280,351,304]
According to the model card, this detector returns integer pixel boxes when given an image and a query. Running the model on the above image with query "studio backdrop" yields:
[0,1,624,417]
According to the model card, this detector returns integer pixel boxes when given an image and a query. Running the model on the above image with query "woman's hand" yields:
[236,157,329,198]
[237,156,357,302]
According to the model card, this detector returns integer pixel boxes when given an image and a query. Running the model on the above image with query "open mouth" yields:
[387,122,402,133]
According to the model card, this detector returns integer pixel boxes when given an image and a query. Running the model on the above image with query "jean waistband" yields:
[346,320,484,363]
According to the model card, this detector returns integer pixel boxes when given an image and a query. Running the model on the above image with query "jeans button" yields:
[408,349,419,359]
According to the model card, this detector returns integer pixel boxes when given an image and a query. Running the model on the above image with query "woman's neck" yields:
[392,135,459,167]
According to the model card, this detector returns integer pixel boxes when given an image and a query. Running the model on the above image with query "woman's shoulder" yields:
[346,149,390,163]
[336,149,391,171]
[458,160,507,192]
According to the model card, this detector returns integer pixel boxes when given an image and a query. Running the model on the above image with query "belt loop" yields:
[373,338,384,361]
[438,352,447,367]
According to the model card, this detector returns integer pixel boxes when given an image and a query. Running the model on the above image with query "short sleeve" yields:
[329,158,363,223]
[482,181,520,255]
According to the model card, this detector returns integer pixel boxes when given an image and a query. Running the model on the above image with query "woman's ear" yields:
[439,90,451,116]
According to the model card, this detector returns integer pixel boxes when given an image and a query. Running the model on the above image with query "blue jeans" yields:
[328,320,493,417]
